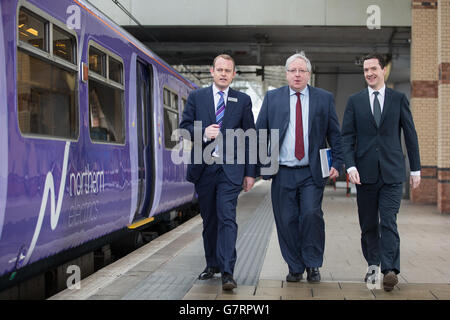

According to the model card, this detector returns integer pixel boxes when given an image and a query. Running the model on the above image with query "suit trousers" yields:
[194,164,242,275]
[356,175,403,274]
[271,166,325,274]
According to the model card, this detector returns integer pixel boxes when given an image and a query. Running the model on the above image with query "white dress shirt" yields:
[212,83,229,111]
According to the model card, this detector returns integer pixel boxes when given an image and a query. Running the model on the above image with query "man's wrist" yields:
[347,166,357,173]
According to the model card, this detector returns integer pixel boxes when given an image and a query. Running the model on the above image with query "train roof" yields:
[76,0,198,90]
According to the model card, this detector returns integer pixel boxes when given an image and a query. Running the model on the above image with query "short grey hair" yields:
[285,52,312,73]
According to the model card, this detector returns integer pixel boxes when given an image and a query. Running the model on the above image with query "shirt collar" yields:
[368,84,385,98]
[289,85,309,97]
[213,83,230,97]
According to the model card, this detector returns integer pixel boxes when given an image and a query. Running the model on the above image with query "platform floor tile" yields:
[182,281,450,300]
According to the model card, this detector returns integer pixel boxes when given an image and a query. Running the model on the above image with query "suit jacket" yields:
[341,87,421,184]
[180,85,256,185]
[255,85,343,187]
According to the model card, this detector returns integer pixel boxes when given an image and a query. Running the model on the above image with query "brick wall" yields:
[437,0,450,213]
[410,1,438,204]
[438,169,450,213]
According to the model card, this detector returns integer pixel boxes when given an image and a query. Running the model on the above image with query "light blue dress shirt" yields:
[279,86,309,166]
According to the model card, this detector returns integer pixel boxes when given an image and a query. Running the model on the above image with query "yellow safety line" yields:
[127,217,154,229]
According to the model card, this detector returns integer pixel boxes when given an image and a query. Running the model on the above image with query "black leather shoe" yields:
[306,267,321,283]
[286,272,303,282]
[383,271,398,292]
[222,273,237,291]
[198,267,220,280]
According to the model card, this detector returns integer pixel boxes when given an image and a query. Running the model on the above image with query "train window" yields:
[89,47,105,76]
[89,80,124,143]
[181,97,187,113]
[17,7,78,140]
[164,109,179,149]
[17,51,78,139]
[18,8,47,52]
[109,56,123,84]
[180,97,191,151]
[171,93,178,110]
[163,89,170,107]
[53,25,76,64]
[88,44,125,144]
[163,88,179,149]
[163,88,178,111]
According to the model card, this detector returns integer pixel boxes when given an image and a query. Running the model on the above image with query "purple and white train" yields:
[0,0,198,291]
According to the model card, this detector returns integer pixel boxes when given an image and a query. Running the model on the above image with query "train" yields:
[0,0,199,295]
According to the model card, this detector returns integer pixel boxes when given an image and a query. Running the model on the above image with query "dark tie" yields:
[216,91,225,127]
[295,92,305,160]
[373,91,381,127]
[213,91,225,156]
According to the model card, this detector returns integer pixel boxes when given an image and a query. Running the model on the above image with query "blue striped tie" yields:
[216,91,225,127]
[213,91,225,157]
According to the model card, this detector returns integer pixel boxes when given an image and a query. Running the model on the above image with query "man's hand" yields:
[348,169,361,185]
[329,167,339,179]
[410,175,421,189]
[243,176,255,192]
[204,124,220,140]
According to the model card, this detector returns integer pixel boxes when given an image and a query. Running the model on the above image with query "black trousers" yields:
[194,164,242,275]
[271,166,325,274]
[356,175,403,274]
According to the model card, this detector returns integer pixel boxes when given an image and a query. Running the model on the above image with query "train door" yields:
[135,60,154,218]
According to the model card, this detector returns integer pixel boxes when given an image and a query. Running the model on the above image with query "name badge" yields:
[228,97,238,103]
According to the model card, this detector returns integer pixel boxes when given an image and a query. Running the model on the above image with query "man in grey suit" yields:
[256,52,343,283]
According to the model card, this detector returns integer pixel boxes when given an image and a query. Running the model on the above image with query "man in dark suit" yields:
[256,52,343,283]
[180,54,256,291]
[341,53,421,292]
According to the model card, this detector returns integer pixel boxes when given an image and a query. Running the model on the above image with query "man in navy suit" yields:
[341,53,421,291]
[180,54,256,291]
[256,52,343,283]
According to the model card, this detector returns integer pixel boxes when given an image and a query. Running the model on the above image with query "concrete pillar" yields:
[437,0,450,213]
[410,0,438,204]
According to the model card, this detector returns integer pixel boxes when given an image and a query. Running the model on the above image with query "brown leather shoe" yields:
[383,271,398,292]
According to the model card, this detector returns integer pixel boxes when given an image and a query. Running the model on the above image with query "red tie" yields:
[295,92,305,160]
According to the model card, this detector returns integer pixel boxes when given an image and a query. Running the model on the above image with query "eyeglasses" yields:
[287,69,309,74]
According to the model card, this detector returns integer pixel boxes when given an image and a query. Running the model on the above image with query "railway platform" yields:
[49,180,450,301]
